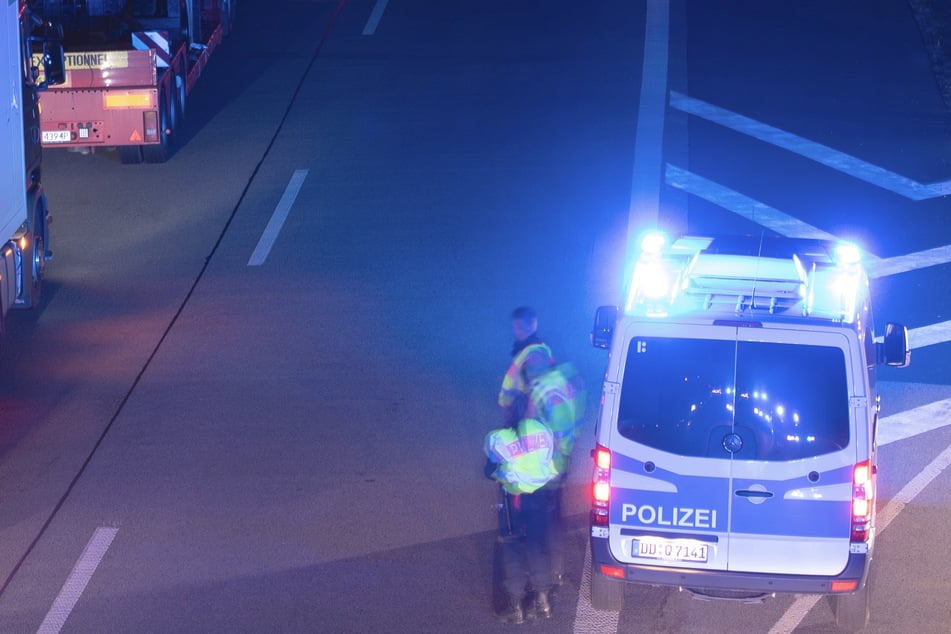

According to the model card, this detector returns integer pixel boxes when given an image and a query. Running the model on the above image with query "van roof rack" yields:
[625,233,865,323]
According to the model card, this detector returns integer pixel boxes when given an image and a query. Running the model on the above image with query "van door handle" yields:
[735,489,774,498]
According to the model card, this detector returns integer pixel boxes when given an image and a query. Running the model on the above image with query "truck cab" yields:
[587,231,909,632]
[1,1,63,328]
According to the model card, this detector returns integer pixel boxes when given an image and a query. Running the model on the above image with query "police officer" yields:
[498,306,554,426]
[526,361,584,587]
[485,418,558,624]
[487,306,559,624]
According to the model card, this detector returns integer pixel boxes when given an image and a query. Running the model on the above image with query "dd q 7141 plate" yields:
[633,537,709,563]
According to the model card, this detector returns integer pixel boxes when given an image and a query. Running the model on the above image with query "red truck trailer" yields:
[33,0,234,163]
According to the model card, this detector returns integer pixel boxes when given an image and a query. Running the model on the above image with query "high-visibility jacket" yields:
[498,342,553,419]
[530,363,585,474]
[484,418,559,495]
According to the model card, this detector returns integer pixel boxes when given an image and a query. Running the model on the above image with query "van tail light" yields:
[591,445,611,527]
[851,460,873,542]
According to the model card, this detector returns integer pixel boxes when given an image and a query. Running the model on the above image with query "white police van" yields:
[587,232,910,631]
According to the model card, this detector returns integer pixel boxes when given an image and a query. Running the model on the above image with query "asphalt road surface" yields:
[1,1,950,632]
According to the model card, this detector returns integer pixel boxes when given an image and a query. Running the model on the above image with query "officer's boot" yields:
[533,590,552,620]
[497,595,525,624]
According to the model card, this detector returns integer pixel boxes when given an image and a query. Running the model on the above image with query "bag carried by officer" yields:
[529,363,585,474]
[484,418,559,495]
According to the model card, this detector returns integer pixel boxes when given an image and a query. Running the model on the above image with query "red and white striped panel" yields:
[131,31,171,68]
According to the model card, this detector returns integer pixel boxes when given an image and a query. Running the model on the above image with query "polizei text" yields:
[620,504,718,529]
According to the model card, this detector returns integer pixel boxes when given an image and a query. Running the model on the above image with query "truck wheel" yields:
[589,560,625,611]
[832,582,870,632]
[220,0,235,37]
[120,145,143,164]
[144,94,174,163]
[17,193,48,309]
[175,69,186,122]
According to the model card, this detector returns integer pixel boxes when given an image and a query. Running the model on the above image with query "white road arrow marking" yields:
[665,163,951,279]
[669,91,951,201]
[664,164,838,240]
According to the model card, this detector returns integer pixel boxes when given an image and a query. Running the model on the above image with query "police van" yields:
[587,232,910,631]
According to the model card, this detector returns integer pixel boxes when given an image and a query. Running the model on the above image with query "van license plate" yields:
[634,538,709,563]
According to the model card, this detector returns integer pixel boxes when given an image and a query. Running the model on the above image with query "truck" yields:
[587,231,910,631]
[31,0,234,163]
[2,0,64,332]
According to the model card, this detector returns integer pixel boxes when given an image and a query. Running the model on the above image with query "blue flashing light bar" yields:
[623,232,869,322]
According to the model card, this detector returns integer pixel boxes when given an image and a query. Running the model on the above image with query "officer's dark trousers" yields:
[501,488,554,600]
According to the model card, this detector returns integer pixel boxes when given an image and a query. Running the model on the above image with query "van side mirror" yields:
[877,322,910,367]
[591,305,618,349]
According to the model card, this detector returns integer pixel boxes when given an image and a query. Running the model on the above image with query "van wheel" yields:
[589,561,624,611]
[832,582,870,632]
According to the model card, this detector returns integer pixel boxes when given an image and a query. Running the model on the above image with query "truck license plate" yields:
[42,130,72,143]
[634,538,709,563]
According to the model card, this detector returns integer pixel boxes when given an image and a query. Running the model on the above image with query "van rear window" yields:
[617,338,849,460]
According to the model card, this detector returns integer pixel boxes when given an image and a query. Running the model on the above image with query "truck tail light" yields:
[851,460,873,542]
[143,110,159,142]
[591,445,611,527]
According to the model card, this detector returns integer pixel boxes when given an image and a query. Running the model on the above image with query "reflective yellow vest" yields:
[498,342,554,413]
[484,418,559,495]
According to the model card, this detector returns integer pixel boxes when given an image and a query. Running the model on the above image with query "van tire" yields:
[832,582,870,632]
[589,561,624,611]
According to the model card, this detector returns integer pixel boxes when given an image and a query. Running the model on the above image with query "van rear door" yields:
[608,325,738,572]
[725,328,856,575]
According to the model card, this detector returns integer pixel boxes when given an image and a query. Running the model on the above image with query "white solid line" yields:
[576,4,671,630]
[36,527,119,634]
[362,0,390,36]
[626,0,670,256]
[669,92,951,201]
[878,397,951,446]
[248,169,308,266]
[769,441,951,633]
[573,539,621,633]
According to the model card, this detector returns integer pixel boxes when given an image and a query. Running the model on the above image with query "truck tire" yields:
[589,559,625,611]
[18,191,48,309]
[220,0,235,37]
[143,93,175,163]
[175,65,187,122]
[120,145,143,164]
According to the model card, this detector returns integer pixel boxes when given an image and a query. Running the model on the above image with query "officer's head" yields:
[511,306,537,343]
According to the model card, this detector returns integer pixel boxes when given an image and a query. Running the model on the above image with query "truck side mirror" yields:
[591,305,618,349]
[41,41,66,87]
[877,322,910,367]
